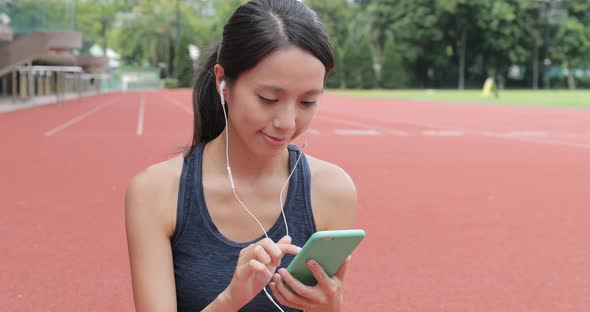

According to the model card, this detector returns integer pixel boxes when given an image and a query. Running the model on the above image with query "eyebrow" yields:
[259,85,323,96]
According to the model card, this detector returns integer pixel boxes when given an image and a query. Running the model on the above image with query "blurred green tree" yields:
[358,36,377,89]
[380,37,407,89]
[175,34,196,88]
[341,37,361,89]
[553,16,590,90]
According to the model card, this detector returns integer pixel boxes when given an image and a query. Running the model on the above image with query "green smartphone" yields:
[286,229,366,286]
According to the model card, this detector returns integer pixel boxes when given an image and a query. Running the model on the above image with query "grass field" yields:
[328,89,590,109]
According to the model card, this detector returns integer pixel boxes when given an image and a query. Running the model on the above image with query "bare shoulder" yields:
[305,155,358,230]
[125,155,184,237]
[125,155,184,311]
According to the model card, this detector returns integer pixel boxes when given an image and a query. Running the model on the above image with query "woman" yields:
[125,0,357,311]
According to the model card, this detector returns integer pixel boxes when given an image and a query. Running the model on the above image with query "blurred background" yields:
[1,1,590,311]
[1,0,589,107]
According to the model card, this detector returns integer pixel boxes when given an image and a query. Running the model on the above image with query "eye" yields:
[258,95,278,104]
[301,101,317,106]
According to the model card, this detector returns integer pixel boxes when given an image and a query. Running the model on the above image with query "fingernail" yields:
[307,260,316,267]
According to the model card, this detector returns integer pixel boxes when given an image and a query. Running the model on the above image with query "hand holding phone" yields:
[286,229,366,286]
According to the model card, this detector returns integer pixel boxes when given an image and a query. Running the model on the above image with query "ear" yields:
[213,64,225,95]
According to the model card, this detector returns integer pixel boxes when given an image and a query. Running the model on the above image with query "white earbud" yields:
[219,80,235,190]
[219,80,226,105]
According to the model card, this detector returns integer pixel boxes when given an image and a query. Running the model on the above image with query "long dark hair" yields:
[184,0,335,158]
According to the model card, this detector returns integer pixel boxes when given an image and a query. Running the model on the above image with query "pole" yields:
[102,3,108,56]
[12,70,16,103]
[172,0,181,78]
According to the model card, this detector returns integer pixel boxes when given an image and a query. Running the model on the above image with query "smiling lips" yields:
[261,132,288,146]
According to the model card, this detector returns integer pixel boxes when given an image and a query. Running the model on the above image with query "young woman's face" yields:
[223,45,326,156]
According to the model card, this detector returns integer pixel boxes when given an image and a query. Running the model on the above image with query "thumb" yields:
[334,255,351,281]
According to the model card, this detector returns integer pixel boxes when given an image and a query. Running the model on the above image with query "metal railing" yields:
[0,65,110,105]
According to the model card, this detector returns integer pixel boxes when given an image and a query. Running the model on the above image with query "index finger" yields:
[277,243,301,256]
[258,238,283,266]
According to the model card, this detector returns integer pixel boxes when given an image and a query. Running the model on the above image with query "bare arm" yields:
[310,159,358,231]
[125,164,282,312]
[125,171,178,311]
[321,166,358,230]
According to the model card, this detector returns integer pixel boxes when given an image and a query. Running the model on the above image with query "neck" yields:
[206,128,291,184]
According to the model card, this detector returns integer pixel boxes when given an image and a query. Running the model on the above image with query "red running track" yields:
[1,90,589,311]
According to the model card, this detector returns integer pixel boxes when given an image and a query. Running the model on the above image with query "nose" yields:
[272,103,296,132]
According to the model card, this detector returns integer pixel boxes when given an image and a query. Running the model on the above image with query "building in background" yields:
[0,0,109,104]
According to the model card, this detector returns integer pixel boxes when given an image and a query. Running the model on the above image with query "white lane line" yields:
[323,113,590,150]
[308,128,320,135]
[421,130,465,137]
[482,132,590,149]
[483,131,548,138]
[493,135,590,149]
[161,95,192,114]
[44,100,115,137]
[390,129,410,136]
[529,139,590,149]
[321,116,408,136]
[137,96,145,136]
[503,131,548,137]
[54,133,179,138]
[334,129,382,136]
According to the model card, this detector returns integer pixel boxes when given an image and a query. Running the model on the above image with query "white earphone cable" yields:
[219,82,309,311]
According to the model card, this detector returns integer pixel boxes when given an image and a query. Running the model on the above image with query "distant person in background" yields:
[482,76,499,98]
[125,0,357,311]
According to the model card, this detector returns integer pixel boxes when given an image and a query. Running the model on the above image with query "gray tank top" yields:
[171,142,316,311]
